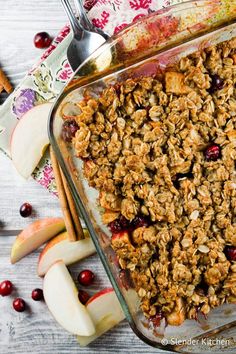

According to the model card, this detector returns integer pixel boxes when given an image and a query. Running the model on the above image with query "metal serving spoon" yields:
[61,0,108,71]
[73,0,109,38]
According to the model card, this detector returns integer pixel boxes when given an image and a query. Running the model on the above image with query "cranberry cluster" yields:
[109,215,151,234]
[0,280,44,312]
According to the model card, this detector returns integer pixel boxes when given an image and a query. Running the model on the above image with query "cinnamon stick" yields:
[50,146,77,242]
[0,69,13,94]
[60,166,84,239]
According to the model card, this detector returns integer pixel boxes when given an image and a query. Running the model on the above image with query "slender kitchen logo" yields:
[161,337,231,347]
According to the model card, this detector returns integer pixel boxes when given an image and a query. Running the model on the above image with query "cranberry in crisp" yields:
[61,120,79,142]
[78,289,90,304]
[32,288,44,301]
[131,216,150,230]
[109,215,130,233]
[150,312,164,327]
[13,298,26,312]
[225,246,236,261]
[78,269,95,286]
[210,74,224,91]
[0,280,13,296]
[205,144,220,161]
[34,32,52,49]
[19,202,32,217]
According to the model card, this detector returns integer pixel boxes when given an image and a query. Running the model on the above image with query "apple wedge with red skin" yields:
[44,260,95,336]
[11,218,65,264]
[111,231,134,249]
[111,231,130,241]
[77,288,125,346]
[38,229,96,277]
[10,102,53,179]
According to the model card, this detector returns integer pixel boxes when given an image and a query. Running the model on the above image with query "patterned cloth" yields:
[87,0,170,34]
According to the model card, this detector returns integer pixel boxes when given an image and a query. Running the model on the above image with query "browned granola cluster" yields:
[70,37,236,326]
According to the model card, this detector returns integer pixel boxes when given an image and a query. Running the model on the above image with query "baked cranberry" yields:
[0,280,13,296]
[61,120,79,142]
[131,216,150,230]
[78,270,95,286]
[225,246,236,261]
[210,74,224,91]
[150,312,164,327]
[109,215,130,233]
[34,32,52,49]
[205,144,220,161]
[13,298,26,312]
[32,288,44,301]
[78,290,90,304]
[19,202,32,217]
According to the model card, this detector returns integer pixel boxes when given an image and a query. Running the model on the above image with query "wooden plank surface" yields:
[0,1,172,352]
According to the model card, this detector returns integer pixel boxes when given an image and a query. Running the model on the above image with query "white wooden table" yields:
[0,1,172,353]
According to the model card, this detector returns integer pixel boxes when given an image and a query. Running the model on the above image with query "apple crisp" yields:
[64,36,236,326]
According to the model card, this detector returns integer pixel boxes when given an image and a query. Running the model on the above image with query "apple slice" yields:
[44,260,95,336]
[78,315,120,346]
[10,102,53,179]
[11,218,65,264]
[77,288,125,346]
[38,229,96,277]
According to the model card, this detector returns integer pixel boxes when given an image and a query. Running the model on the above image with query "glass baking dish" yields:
[48,1,236,351]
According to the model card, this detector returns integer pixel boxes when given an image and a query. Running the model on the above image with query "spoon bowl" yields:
[61,0,108,71]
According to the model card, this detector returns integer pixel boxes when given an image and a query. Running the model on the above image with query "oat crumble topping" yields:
[65,37,236,326]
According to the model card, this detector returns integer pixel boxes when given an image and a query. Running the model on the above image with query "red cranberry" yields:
[78,290,90,304]
[205,144,220,161]
[131,216,150,230]
[61,120,79,142]
[0,280,13,296]
[13,298,26,312]
[34,32,52,49]
[109,215,130,234]
[225,246,236,261]
[19,202,32,217]
[78,269,95,286]
[32,288,44,301]
[150,312,164,327]
[210,74,224,91]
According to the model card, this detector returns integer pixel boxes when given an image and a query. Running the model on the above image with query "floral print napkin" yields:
[0,0,183,194]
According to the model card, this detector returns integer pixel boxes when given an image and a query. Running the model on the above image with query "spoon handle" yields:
[60,0,83,35]
[73,0,110,39]
[73,0,93,31]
